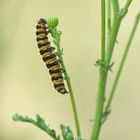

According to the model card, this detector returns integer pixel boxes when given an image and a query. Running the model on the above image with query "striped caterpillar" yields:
[36,18,68,94]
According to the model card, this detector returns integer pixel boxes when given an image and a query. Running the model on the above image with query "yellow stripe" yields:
[45,58,56,65]
[39,46,49,50]
[38,40,48,44]
[41,51,52,57]
[49,65,59,70]
[52,79,63,85]
[37,34,46,38]
[51,73,62,77]
[59,89,66,94]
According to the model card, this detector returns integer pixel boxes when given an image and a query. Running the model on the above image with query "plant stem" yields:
[101,0,106,61]
[105,12,140,113]
[106,0,134,69]
[90,1,134,139]
[112,0,120,14]
[123,0,133,10]
[90,73,107,140]
[106,17,121,64]
[105,0,120,64]
[107,0,111,33]
[56,38,81,137]
[103,0,134,115]
[49,20,81,137]
[90,0,106,140]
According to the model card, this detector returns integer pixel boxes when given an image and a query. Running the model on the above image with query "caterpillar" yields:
[36,18,68,94]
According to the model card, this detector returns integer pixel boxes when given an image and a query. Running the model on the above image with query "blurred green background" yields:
[0,0,140,140]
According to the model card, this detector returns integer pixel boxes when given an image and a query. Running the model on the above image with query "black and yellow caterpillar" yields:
[36,18,68,94]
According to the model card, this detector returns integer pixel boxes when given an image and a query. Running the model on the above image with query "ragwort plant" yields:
[13,0,140,140]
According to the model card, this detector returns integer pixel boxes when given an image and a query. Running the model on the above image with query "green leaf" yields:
[12,113,60,140]
[12,113,35,123]
[60,124,74,140]
[101,110,111,124]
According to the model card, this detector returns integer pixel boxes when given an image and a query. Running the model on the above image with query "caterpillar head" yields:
[39,18,47,24]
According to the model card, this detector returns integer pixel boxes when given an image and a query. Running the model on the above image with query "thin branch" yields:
[107,0,111,33]
[123,0,133,11]
[106,0,133,64]
[48,20,81,137]
[101,0,106,61]
[55,35,81,138]
[105,12,140,114]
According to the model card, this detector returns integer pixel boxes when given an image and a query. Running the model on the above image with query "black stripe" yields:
[42,53,56,61]
[54,83,64,88]
[36,36,48,41]
[42,47,52,53]
[36,24,43,29]
[38,42,50,48]
[40,48,52,56]
[36,31,48,35]
[36,25,46,29]
[49,68,61,74]
[40,49,49,55]
[51,76,63,81]
[46,61,58,68]
[36,25,42,29]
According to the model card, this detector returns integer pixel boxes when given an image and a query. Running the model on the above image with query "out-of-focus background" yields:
[0,0,140,140]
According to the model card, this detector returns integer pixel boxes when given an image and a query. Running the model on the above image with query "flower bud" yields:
[47,17,59,28]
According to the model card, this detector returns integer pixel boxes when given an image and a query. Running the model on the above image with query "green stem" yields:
[123,0,133,10]
[106,0,133,67]
[107,0,111,33]
[111,0,119,14]
[101,0,106,61]
[103,0,134,114]
[105,12,140,113]
[90,0,106,140]
[56,38,81,137]
[90,73,107,140]
[106,0,120,64]
[106,16,121,64]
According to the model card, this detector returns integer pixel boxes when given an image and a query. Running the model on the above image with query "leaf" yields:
[12,113,35,123]
[12,113,60,140]
[60,124,74,140]
[101,110,111,124]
